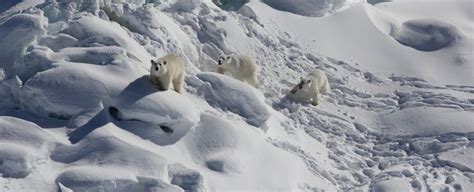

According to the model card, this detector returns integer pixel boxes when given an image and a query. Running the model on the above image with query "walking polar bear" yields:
[290,69,330,106]
[150,54,185,94]
[217,54,259,88]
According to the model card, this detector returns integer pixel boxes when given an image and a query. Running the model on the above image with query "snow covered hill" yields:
[0,0,473,191]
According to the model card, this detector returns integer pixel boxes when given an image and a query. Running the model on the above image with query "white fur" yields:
[290,69,330,106]
[150,54,185,94]
[217,54,259,88]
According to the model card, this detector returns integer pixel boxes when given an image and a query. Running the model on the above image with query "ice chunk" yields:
[0,13,46,78]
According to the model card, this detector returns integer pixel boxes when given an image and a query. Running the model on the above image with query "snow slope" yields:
[1,0,473,191]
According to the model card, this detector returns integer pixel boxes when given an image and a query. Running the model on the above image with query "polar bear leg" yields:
[173,73,184,94]
[159,76,171,91]
[217,66,226,74]
[151,76,160,85]
[248,74,259,88]
[311,89,320,106]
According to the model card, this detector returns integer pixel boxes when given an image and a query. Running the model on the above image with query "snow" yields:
[262,0,363,17]
[439,147,474,172]
[370,177,412,192]
[195,73,270,127]
[1,0,473,191]
[392,18,466,51]
[376,107,474,137]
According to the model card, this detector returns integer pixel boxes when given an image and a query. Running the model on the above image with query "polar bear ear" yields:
[151,60,155,65]
[163,60,167,65]
[226,56,231,60]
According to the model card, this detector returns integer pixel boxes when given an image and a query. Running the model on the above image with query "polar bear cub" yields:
[150,54,185,94]
[290,69,330,106]
[217,54,259,88]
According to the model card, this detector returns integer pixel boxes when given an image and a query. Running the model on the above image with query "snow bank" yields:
[392,19,465,51]
[195,73,270,127]
[262,0,359,17]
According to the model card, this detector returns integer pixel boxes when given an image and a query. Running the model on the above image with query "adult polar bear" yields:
[217,54,259,88]
[150,54,185,94]
[290,69,330,106]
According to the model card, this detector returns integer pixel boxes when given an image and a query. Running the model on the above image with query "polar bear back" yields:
[308,69,330,93]
[160,53,185,77]
[229,55,258,76]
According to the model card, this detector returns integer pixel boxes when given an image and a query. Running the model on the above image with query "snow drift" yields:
[0,0,473,191]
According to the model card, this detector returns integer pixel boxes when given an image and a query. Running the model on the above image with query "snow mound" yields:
[19,66,109,119]
[183,114,242,173]
[54,128,169,175]
[0,116,56,147]
[195,73,270,127]
[182,114,323,190]
[109,75,201,145]
[370,178,412,192]
[0,117,55,178]
[262,0,358,17]
[56,166,180,192]
[168,163,207,191]
[392,19,465,52]
[62,14,150,62]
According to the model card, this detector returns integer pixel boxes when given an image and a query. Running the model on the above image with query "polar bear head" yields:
[217,54,232,66]
[290,78,312,94]
[150,58,168,76]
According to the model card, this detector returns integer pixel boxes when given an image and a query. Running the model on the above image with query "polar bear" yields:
[290,69,330,106]
[217,54,259,88]
[150,54,185,94]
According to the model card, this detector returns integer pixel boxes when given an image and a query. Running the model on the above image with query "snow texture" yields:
[0,0,473,191]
